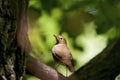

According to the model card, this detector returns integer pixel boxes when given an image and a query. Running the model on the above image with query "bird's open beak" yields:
[53,34,57,38]
[53,35,59,43]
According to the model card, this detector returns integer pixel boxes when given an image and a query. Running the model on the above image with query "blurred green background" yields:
[23,0,120,80]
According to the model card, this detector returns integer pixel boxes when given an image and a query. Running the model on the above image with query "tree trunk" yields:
[0,0,30,80]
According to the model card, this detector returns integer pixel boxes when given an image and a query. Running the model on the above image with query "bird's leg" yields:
[65,66,68,77]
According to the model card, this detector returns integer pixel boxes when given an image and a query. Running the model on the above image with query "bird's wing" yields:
[52,46,62,62]
[52,44,72,63]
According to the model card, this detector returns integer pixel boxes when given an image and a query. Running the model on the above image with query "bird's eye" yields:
[60,38,63,40]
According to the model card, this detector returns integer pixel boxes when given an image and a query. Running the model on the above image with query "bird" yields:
[52,35,75,72]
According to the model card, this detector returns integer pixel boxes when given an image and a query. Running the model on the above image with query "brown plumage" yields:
[52,35,75,72]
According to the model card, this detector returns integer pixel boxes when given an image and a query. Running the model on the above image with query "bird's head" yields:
[54,35,67,44]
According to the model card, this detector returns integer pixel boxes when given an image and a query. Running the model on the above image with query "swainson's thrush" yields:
[52,35,75,72]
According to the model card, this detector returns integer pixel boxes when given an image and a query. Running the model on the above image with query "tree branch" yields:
[69,39,120,80]
[26,55,66,80]
[27,39,120,80]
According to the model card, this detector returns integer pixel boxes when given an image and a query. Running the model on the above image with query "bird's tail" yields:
[67,64,75,72]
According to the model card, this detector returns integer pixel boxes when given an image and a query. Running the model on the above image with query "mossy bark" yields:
[0,0,29,80]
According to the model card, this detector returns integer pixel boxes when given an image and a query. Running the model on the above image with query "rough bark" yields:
[27,39,120,80]
[0,0,30,80]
